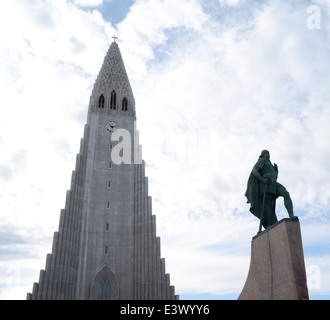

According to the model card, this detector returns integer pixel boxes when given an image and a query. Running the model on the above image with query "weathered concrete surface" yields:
[238,218,309,300]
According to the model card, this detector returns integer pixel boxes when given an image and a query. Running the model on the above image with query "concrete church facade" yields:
[27,41,178,300]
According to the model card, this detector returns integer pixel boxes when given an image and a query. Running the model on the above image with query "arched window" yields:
[98,276,111,300]
[110,90,116,109]
[98,94,105,108]
[122,97,128,111]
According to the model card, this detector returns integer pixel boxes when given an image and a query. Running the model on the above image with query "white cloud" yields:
[218,0,240,6]
[134,0,330,218]
[1,0,330,299]
[116,0,208,82]
[74,0,104,7]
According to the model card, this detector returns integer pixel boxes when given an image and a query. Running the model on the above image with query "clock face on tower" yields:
[106,121,119,133]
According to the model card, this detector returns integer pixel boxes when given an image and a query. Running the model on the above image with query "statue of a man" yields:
[245,150,294,230]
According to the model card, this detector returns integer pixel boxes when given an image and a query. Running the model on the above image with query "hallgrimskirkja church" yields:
[27,40,178,300]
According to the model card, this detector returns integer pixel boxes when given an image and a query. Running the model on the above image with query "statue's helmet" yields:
[260,150,270,158]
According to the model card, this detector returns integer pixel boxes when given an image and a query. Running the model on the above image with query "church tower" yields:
[27,40,178,300]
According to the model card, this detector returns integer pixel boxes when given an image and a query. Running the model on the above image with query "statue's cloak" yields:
[245,172,263,220]
[246,156,281,229]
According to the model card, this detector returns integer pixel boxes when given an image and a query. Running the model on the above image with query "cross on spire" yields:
[112,35,118,43]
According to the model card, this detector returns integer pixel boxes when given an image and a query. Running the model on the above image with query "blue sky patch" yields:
[100,0,135,25]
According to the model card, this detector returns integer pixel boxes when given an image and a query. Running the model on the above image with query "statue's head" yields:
[260,150,270,159]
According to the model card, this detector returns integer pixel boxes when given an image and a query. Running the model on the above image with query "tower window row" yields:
[98,92,128,111]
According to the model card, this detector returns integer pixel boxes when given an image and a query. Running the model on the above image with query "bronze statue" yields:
[245,150,295,232]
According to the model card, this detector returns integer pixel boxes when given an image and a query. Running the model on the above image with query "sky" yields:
[0,0,330,300]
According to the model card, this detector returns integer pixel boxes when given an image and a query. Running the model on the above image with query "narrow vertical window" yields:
[110,90,116,109]
[107,181,111,189]
[122,97,128,111]
[106,202,110,209]
[98,94,105,108]
[104,246,109,254]
[109,144,113,150]
[108,162,112,169]
[98,276,111,300]
[105,223,110,231]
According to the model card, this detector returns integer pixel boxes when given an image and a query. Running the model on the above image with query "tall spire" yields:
[26,38,178,300]
[90,41,135,117]
[94,41,131,91]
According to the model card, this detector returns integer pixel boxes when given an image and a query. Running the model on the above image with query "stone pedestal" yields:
[238,218,309,300]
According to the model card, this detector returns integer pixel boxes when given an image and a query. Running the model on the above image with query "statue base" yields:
[238,218,309,300]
